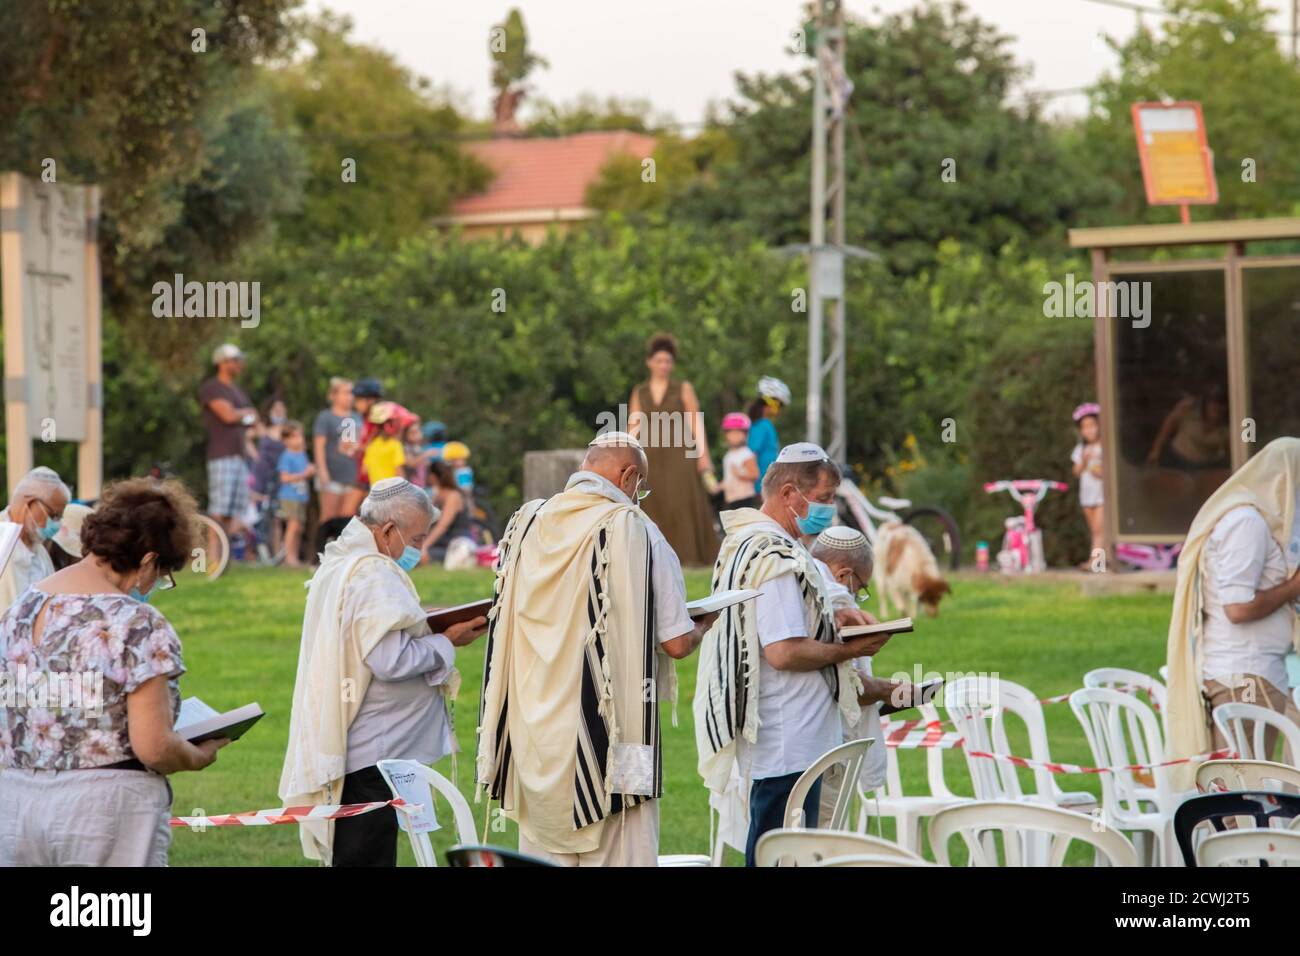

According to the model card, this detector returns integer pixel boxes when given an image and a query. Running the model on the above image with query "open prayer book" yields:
[175,697,264,744]
[424,599,493,632]
[686,588,763,619]
[840,617,913,638]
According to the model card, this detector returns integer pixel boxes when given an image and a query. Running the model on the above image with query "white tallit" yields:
[477,484,673,855]
[1165,437,1300,788]
[694,507,862,795]
[278,517,444,863]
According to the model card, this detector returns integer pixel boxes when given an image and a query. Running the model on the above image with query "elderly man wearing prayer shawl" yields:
[1166,437,1300,786]
[0,466,69,613]
[477,431,714,867]
[279,477,487,866]
[695,443,891,866]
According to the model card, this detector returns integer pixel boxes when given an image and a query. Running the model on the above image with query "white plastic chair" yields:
[1197,828,1300,866]
[376,759,478,868]
[1212,701,1300,765]
[1196,758,1300,794]
[755,827,923,867]
[784,738,873,830]
[1083,667,1168,716]
[1070,688,1186,866]
[944,677,1096,811]
[817,853,938,867]
[859,702,970,854]
[929,800,1139,867]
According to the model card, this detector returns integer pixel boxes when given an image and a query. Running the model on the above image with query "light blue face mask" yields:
[793,492,836,536]
[32,501,60,541]
[128,585,153,604]
[391,526,421,572]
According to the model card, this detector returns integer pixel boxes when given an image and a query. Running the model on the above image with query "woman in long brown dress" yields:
[628,333,720,566]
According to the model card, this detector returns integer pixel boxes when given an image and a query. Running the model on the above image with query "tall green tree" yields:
[0,0,303,306]
[593,1,1115,273]
[266,13,488,242]
[1083,0,1300,224]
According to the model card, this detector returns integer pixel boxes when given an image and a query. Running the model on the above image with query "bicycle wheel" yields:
[194,515,231,582]
[902,506,961,571]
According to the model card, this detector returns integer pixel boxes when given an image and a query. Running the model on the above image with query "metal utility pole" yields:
[807,0,850,461]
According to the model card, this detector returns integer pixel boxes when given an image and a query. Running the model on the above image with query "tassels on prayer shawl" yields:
[476,488,670,854]
[694,508,862,795]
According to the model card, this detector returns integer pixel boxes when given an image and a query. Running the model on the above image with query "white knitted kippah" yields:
[589,430,644,451]
[816,525,867,551]
[368,477,412,500]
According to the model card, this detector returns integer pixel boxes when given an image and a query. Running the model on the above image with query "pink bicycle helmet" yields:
[721,412,752,431]
[1072,402,1101,423]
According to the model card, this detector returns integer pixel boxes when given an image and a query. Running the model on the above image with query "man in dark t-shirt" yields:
[198,343,257,541]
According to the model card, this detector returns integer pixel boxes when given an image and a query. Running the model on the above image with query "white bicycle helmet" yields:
[757,376,792,406]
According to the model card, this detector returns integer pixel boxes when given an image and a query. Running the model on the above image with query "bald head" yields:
[582,431,648,501]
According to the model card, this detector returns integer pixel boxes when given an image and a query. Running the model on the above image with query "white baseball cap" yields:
[212,343,245,364]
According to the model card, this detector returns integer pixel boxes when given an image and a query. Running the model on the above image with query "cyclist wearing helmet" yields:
[747,376,791,491]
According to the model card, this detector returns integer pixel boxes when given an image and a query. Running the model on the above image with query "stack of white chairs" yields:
[755,828,926,867]
[1069,688,1187,866]
[944,676,1096,811]
[928,800,1138,867]
[1197,829,1300,866]
[1212,702,1300,766]
[1196,758,1300,794]
[858,702,970,854]
[1083,667,1168,716]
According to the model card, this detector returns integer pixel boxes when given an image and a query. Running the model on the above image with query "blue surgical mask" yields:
[128,586,152,604]
[38,518,60,541]
[792,492,836,536]
[391,526,421,572]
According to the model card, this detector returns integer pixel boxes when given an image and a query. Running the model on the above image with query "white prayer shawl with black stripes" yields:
[694,507,862,794]
[476,489,672,855]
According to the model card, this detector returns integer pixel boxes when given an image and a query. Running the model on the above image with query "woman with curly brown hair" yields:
[627,332,720,566]
[0,477,229,866]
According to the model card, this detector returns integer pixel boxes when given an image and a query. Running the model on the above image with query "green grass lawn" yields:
[160,565,1172,866]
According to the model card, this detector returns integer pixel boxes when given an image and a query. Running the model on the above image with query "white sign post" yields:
[0,173,102,499]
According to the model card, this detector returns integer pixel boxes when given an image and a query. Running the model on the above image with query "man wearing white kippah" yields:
[810,526,926,825]
[280,477,488,866]
[478,431,716,866]
[695,442,894,865]
[0,466,69,614]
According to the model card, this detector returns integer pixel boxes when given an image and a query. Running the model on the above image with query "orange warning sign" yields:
[1131,101,1218,206]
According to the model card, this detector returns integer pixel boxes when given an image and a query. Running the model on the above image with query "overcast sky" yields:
[309,0,1296,124]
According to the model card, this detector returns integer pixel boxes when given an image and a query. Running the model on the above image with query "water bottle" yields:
[976,540,989,572]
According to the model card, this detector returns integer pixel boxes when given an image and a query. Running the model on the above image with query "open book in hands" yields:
[175,697,264,744]
[686,588,763,619]
[840,617,914,638]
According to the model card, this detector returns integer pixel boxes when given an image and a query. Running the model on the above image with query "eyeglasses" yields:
[155,571,177,592]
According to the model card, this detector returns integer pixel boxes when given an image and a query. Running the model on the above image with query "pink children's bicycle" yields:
[983,479,1069,574]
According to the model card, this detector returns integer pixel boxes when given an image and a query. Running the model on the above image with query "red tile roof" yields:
[450,130,657,217]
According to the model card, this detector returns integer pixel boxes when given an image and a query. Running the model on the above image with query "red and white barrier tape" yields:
[964,748,1236,776]
[170,798,412,828]
[880,716,1233,774]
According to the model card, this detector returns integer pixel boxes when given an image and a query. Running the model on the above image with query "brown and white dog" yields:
[873,521,951,618]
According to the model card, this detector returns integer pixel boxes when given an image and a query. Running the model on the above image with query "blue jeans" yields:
[745,772,821,867]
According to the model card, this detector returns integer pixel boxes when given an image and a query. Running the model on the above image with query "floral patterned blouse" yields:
[0,589,185,770]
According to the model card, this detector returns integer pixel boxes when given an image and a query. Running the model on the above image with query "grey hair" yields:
[14,466,71,502]
[358,481,437,528]
[810,535,874,577]
[760,459,840,499]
